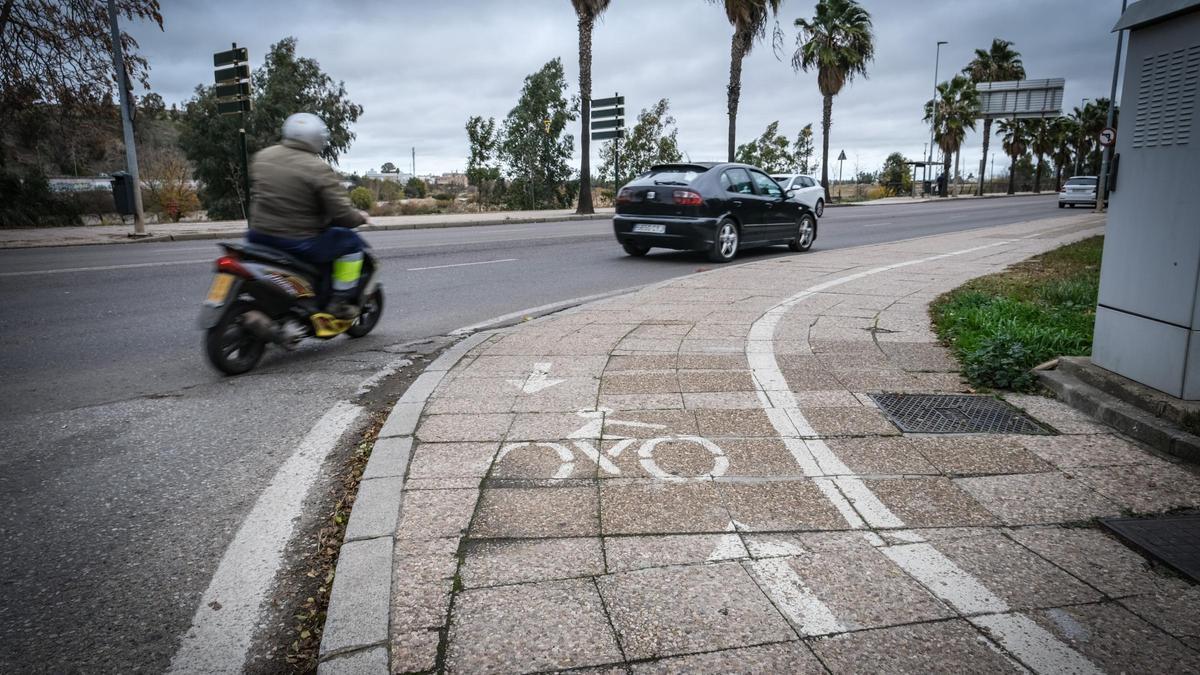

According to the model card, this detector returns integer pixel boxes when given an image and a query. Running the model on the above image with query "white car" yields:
[1059,175,1098,208]
[771,173,825,217]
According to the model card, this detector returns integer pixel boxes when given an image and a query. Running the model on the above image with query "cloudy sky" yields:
[127,0,1128,179]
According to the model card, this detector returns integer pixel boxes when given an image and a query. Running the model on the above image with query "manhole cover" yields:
[1101,514,1200,582]
[869,393,1051,434]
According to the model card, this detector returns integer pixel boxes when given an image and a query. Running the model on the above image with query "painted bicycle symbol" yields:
[498,408,728,482]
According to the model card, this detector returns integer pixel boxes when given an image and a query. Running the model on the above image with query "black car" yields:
[613,162,817,263]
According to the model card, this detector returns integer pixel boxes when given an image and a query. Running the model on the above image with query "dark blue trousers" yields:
[246,227,365,264]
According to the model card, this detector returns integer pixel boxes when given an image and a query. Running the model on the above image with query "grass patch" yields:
[930,236,1103,391]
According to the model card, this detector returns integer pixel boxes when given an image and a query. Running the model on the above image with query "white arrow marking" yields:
[507,362,564,394]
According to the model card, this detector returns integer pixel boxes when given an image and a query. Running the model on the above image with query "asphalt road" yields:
[0,194,1059,671]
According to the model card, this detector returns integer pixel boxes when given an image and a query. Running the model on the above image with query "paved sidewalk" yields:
[331,212,1200,673]
[0,207,613,249]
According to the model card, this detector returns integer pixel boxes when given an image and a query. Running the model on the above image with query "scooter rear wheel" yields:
[204,302,267,375]
[347,287,384,338]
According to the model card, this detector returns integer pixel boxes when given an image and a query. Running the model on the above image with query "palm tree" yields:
[923,75,979,195]
[1049,116,1077,190]
[793,0,874,201]
[998,118,1028,194]
[963,39,1025,195]
[572,0,612,215]
[710,0,783,163]
[1027,118,1056,193]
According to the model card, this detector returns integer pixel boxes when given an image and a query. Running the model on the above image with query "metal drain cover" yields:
[1101,515,1200,582]
[869,393,1051,434]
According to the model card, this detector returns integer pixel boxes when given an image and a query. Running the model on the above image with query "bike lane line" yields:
[746,238,1105,675]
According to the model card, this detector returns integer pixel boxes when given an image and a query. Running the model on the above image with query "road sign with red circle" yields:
[1099,127,1117,147]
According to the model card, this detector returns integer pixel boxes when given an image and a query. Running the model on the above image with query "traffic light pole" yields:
[106,0,147,236]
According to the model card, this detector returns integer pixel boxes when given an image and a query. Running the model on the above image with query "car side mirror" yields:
[785,188,797,198]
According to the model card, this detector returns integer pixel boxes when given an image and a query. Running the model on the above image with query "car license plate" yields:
[632,224,666,234]
[205,273,234,304]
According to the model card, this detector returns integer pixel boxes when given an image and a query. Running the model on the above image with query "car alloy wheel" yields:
[709,220,739,263]
[815,199,824,217]
[790,214,815,252]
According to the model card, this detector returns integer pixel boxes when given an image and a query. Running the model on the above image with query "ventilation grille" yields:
[1132,44,1200,148]
[869,393,1052,435]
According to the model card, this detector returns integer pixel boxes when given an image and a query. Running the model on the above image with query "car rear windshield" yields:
[1066,178,1097,186]
[643,168,705,185]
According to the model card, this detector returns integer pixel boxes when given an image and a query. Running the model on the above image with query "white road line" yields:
[747,235,1103,674]
[0,258,212,276]
[747,558,846,637]
[406,257,517,272]
[168,401,363,674]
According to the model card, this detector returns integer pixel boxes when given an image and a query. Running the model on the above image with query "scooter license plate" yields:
[205,273,234,304]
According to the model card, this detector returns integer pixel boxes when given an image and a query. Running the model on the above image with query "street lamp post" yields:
[1096,0,1128,213]
[928,40,948,194]
[105,0,146,236]
[1074,97,1089,175]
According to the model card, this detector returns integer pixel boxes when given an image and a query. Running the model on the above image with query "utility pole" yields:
[411,147,416,178]
[1096,0,1127,213]
[928,40,947,191]
[1074,97,1089,175]
[106,0,147,236]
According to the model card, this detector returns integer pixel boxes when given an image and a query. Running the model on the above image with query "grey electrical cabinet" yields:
[1092,0,1200,398]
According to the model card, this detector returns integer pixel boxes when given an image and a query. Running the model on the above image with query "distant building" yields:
[363,169,412,184]
[436,172,468,188]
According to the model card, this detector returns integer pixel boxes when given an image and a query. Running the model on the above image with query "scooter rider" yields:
[246,112,367,319]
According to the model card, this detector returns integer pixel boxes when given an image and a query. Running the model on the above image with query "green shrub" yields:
[349,186,373,210]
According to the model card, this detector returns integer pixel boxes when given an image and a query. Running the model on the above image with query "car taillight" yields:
[673,190,702,206]
[216,255,251,278]
[616,188,634,204]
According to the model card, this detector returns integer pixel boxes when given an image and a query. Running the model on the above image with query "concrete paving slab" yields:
[1017,433,1151,468]
[507,412,601,441]
[389,630,439,674]
[416,413,513,442]
[677,371,756,393]
[597,562,796,660]
[599,481,730,535]
[778,369,846,391]
[460,537,604,588]
[604,533,748,573]
[1004,394,1112,434]
[599,393,686,410]
[865,477,1000,527]
[1117,585,1200,644]
[955,473,1120,525]
[694,409,778,438]
[1072,462,1200,513]
[628,641,824,674]
[809,619,1020,673]
[681,392,763,409]
[933,533,1102,609]
[446,578,622,673]
[824,437,941,475]
[601,410,698,438]
[909,436,1054,476]
[719,481,847,531]
[1026,602,1200,672]
[601,372,681,395]
[802,407,900,436]
[406,442,498,479]
[393,489,478,540]
[490,440,599,481]
[1006,526,1190,597]
[510,377,602,413]
[390,579,452,633]
[471,486,600,538]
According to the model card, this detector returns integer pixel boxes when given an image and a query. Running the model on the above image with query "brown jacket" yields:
[249,139,365,240]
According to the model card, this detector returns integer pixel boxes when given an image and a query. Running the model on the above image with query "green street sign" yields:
[592,129,624,141]
[592,95,624,108]
[217,98,252,116]
[214,64,250,83]
[591,118,624,130]
[592,106,624,120]
[216,81,251,99]
[213,47,248,67]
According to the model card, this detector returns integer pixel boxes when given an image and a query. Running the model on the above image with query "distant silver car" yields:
[771,173,825,217]
[1059,176,1098,208]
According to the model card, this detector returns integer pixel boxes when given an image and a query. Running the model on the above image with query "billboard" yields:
[976,78,1065,119]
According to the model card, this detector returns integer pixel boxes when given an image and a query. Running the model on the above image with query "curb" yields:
[831,192,1052,207]
[0,212,613,250]
[316,330,493,671]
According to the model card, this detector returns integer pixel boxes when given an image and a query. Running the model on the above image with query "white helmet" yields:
[281,112,330,154]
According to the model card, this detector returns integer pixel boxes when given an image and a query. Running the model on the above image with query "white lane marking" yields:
[0,258,212,276]
[355,357,413,396]
[406,257,517,272]
[506,362,565,393]
[748,237,1103,673]
[747,558,846,637]
[168,401,363,674]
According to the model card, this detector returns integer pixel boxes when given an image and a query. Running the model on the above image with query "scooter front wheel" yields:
[204,301,267,375]
[347,287,384,338]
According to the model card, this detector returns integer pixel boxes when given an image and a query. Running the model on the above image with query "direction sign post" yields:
[213,43,253,220]
[590,94,625,192]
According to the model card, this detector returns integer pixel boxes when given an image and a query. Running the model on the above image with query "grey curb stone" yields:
[316,646,389,675]
[399,371,447,405]
[378,403,423,439]
[361,436,413,480]
[320,536,391,659]
[344,477,405,542]
[318,331,497,671]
